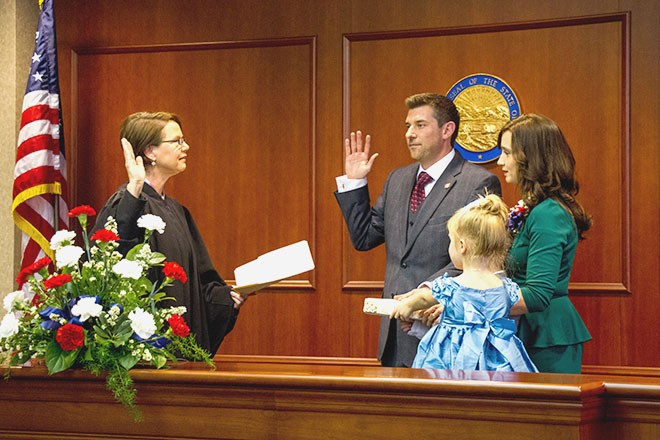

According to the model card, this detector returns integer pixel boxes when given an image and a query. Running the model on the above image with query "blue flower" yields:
[132,333,171,349]
[38,300,83,330]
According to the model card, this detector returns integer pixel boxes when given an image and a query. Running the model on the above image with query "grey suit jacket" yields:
[335,152,501,366]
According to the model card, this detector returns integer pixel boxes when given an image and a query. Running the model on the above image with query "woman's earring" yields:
[151,160,156,166]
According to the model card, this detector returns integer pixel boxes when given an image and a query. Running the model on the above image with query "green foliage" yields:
[170,335,216,370]
[106,367,141,421]
[45,340,80,374]
[93,313,133,348]
[0,210,214,421]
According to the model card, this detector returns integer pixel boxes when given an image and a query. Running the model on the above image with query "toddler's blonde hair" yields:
[447,194,511,269]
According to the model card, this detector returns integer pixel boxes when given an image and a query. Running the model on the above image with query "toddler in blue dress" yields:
[391,195,537,372]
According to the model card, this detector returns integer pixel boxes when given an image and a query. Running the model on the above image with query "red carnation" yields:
[163,261,187,284]
[167,314,190,338]
[56,323,85,351]
[31,256,52,272]
[16,256,52,286]
[43,273,73,290]
[68,205,96,218]
[90,229,120,242]
[16,268,30,287]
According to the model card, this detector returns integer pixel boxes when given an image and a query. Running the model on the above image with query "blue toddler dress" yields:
[412,274,538,372]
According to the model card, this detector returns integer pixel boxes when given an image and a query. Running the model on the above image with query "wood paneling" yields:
[73,38,317,290]
[342,14,630,294]
[52,0,660,367]
[4,358,660,439]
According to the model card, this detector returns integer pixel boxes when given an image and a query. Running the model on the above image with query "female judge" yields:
[94,111,246,354]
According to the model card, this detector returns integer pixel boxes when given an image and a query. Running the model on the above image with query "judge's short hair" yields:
[120,112,182,160]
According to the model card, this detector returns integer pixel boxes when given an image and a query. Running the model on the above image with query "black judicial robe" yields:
[93,183,238,354]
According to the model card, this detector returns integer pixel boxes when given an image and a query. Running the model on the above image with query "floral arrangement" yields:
[0,206,213,420]
[507,199,530,236]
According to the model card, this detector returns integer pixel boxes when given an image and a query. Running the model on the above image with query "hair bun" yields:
[466,194,508,219]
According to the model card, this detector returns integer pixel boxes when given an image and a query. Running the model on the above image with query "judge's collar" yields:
[144,179,166,200]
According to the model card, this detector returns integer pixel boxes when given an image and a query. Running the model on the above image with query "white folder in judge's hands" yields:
[233,240,315,295]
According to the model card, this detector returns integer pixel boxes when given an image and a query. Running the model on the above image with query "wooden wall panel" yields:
[72,39,317,290]
[51,0,660,367]
[342,15,629,295]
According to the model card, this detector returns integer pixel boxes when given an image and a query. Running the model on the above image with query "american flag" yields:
[12,0,68,286]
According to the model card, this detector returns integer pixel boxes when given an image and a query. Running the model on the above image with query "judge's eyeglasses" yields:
[161,137,186,146]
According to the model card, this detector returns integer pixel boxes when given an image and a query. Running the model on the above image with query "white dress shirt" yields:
[335,149,456,194]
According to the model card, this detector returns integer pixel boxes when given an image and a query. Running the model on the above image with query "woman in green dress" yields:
[497,114,592,373]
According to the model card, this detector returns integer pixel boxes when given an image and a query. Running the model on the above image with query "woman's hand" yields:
[122,138,145,198]
[391,291,415,322]
[419,304,443,327]
[393,290,415,301]
[391,287,437,322]
[230,290,248,309]
[390,299,415,321]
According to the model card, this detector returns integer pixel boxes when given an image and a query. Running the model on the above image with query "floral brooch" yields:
[507,199,529,236]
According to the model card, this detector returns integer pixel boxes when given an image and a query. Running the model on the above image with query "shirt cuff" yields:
[335,175,367,193]
[417,281,433,290]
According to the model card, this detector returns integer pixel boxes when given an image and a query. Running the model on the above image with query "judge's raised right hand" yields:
[344,130,379,179]
[121,138,145,198]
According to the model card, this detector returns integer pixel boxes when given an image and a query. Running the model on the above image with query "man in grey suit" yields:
[335,93,501,367]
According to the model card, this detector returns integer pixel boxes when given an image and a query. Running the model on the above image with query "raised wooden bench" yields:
[0,356,658,439]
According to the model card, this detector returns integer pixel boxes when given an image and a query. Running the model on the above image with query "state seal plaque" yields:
[446,74,521,163]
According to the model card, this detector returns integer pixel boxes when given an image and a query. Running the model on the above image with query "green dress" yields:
[507,198,591,373]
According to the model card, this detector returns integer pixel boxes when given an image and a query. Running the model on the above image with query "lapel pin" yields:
[444,182,452,189]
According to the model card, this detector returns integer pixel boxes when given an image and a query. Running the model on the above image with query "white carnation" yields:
[137,214,166,234]
[50,230,77,251]
[71,297,103,322]
[112,259,143,279]
[0,313,20,339]
[3,291,26,313]
[128,308,156,339]
[55,245,84,268]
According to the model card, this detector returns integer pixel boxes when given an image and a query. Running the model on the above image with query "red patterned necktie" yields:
[410,171,433,213]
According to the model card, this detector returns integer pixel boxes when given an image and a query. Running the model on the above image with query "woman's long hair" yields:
[498,114,592,238]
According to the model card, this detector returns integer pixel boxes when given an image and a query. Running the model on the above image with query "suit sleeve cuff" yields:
[335,175,367,193]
